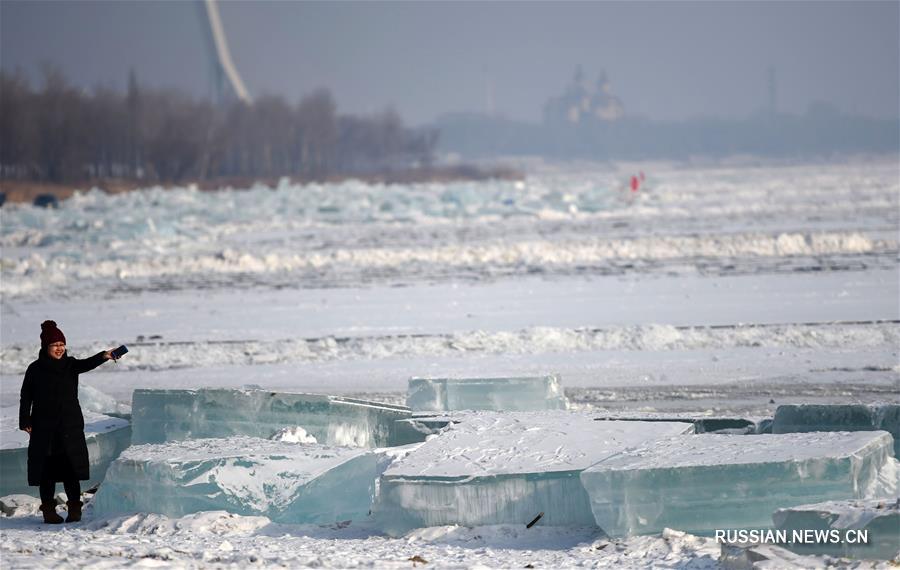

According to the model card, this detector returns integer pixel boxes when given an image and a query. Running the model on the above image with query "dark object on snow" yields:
[526,512,544,528]
[33,194,59,209]
[65,500,82,523]
[408,555,428,566]
[40,502,63,524]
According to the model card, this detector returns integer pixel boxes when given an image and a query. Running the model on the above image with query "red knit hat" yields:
[40,320,66,348]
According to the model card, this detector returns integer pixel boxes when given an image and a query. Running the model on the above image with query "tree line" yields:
[0,68,439,184]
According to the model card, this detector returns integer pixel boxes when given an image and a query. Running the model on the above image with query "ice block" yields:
[373,412,692,535]
[406,375,569,412]
[92,436,400,524]
[130,389,412,448]
[581,431,899,537]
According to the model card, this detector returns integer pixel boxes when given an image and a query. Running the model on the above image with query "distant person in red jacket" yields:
[19,321,117,524]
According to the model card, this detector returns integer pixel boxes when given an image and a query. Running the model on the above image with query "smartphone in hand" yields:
[111,345,129,359]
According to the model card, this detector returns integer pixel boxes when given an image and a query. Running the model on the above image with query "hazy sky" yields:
[2,1,898,125]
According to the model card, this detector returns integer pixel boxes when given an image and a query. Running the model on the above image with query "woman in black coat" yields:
[19,320,116,524]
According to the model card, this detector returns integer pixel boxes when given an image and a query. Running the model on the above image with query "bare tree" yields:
[0,69,436,186]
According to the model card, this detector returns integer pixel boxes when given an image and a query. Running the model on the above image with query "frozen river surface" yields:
[1,159,897,567]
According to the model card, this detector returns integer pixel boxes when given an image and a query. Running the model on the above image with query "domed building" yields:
[543,66,625,126]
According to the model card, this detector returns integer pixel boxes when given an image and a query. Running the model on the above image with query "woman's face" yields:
[47,341,66,360]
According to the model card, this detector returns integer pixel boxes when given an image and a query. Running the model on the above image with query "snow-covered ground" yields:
[1,158,898,567]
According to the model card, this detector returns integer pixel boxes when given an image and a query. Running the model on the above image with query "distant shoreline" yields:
[0,164,523,205]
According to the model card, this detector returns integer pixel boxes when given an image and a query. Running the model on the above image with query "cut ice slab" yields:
[773,498,900,560]
[406,375,568,412]
[0,406,131,497]
[92,436,403,524]
[591,412,761,434]
[130,389,412,448]
[774,404,900,457]
[581,432,899,537]
[372,412,692,535]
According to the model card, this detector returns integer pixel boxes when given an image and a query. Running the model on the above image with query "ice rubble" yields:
[372,412,692,535]
[406,375,569,412]
[131,389,414,448]
[772,498,900,560]
[774,404,900,457]
[78,383,132,416]
[92,436,404,524]
[718,541,846,570]
[580,432,899,537]
[0,405,131,497]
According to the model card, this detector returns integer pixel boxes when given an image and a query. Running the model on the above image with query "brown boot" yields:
[65,500,83,523]
[40,502,63,524]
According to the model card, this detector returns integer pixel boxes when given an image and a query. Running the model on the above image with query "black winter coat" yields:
[19,350,107,486]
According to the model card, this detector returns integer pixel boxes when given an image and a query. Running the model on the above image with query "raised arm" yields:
[19,366,34,431]
[72,351,110,374]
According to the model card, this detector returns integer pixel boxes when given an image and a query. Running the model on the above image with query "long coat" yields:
[19,350,106,486]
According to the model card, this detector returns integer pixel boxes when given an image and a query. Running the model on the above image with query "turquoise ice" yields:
[373,412,692,535]
[774,404,900,457]
[773,499,900,560]
[406,375,568,412]
[130,389,413,447]
[580,431,899,537]
[92,436,401,523]
[0,406,131,497]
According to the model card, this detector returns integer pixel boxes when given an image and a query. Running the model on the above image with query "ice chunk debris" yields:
[131,389,412,448]
[92,436,400,524]
[0,406,131,497]
[774,404,900,457]
[773,499,900,560]
[271,426,318,444]
[373,412,692,535]
[0,494,42,517]
[406,375,569,412]
[580,431,899,537]
[78,384,132,416]
[719,541,831,570]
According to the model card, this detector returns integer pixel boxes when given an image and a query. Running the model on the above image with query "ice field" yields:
[1,159,898,567]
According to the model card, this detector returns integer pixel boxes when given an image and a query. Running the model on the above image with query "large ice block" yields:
[773,404,900,457]
[591,413,760,434]
[92,436,400,523]
[773,499,900,560]
[580,432,899,537]
[0,406,131,497]
[373,412,692,535]
[130,389,412,448]
[406,375,569,411]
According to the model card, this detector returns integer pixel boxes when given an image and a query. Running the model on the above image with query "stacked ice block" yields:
[580,431,899,537]
[591,413,760,434]
[406,375,569,411]
[92,436,400,523]
[0,406,131,497]
[773,404,900,457]
[373,412,692,535]
[131,389,413,448]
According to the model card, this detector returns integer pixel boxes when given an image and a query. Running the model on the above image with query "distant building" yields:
[543,66,625,126]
